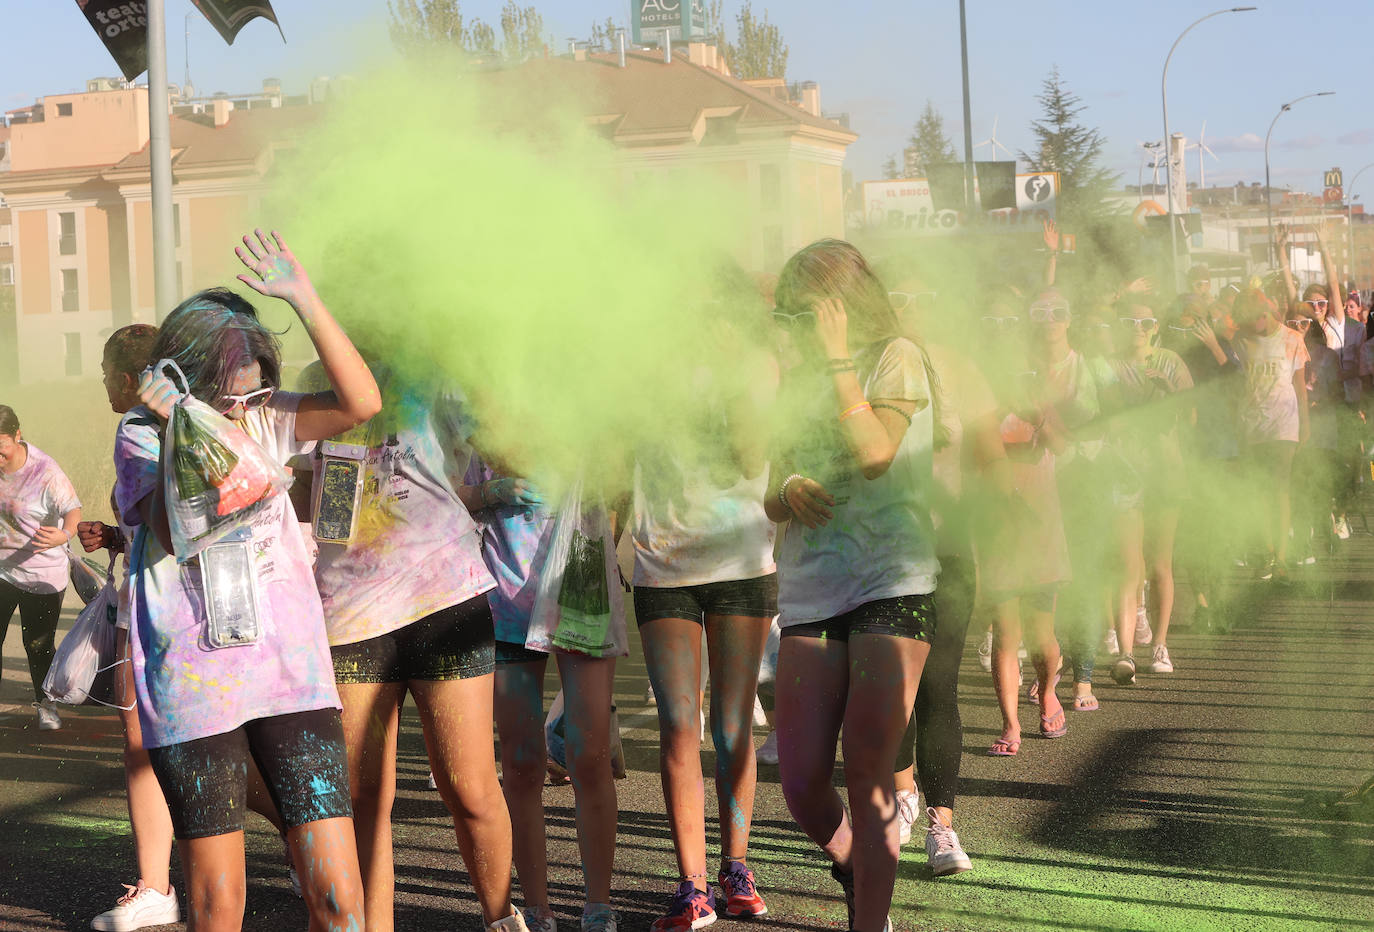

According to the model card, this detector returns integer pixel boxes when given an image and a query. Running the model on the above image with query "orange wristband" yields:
[839,401,872,421]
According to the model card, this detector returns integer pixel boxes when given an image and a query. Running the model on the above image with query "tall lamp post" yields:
[1162,6,1256,291]
[1265,91,1335,266]
[1346,161,1374,289]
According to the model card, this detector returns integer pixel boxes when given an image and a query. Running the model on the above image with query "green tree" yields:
[387,0,544,61]
[707,1,789,79]
[882,154,901,180]
[590,16,619,51]
[1019,67,1118,222]
[899,100,958,178]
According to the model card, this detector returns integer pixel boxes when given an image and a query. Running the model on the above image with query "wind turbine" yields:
[974,116,1015,161]
[1185,121,1219,190]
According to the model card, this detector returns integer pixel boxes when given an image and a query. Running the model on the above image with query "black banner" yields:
[76,0,149,81]
[926,163,970,213]
[976,160,1017,211]
[191,0,283,45]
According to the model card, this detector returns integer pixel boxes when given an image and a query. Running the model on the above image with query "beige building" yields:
[0,48,855,384]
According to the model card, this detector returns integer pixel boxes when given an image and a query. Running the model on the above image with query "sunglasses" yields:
[772,309,815,327]
[982,315,1023,328]
[1029,302,1071,323]
[1120,317,1159,332]
[889,290,937,312]
[1306,299,1329,310]
[1285,318,1313,333]
[220,386,275,410]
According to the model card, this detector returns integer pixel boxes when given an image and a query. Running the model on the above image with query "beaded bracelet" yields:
[778,473,804,511]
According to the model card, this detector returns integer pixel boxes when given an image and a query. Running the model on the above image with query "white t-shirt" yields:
[1237,327,1309,444]
[115,394,338,749]
[0,443,80,595]
[775,338,939,625]
[307,392,495,647]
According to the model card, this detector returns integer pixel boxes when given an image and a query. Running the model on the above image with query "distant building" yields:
[0,47,854,384]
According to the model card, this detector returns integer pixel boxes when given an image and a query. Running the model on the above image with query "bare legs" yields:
[991,597,1062,743]
[641,614,770,890]
[775,633,927,932]
[494,656,553,914]
[115,629,174,895]
[555,652,619,906]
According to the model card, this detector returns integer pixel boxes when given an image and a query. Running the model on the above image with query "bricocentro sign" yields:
[861,173,1060,237]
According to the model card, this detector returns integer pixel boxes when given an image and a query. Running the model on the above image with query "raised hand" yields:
[813,297,850,361]
[1042,217,1060,253]
[235,229,316,307]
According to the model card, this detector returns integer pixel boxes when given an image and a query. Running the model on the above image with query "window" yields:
[61,269,79,312]
[759,164,781,211]
[64,333,81,377]
[0,263,12,286]
[56,102,73,117]
[0,224,10,246]
[58,211,76,255]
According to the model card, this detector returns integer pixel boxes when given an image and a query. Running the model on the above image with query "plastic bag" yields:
[526,477,628,658]
[42,559,128,708]
[68,547,107,605]
[153,359,291,561]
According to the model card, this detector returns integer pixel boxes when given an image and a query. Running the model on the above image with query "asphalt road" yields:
[2,535,1373,932]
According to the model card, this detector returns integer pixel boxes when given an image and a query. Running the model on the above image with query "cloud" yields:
[1278,134,1325,150]
[1207,133,1264,152]
[1338,128,1374,146]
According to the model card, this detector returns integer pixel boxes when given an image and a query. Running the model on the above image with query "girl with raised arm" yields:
[116,230,379,932]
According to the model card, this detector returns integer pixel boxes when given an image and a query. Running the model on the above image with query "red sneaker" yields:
[650,881,716,931]
[718,862,768,918]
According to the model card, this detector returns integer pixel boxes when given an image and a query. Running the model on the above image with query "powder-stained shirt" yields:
[1236,327,1309,444]
[465,458,554,646]
[306,389,495,647]
[775,337,939,625]
[631,367,776,589]
[0,442,80,595]
[115,394,338,749]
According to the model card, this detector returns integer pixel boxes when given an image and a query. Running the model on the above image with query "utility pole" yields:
[148,0,178,320]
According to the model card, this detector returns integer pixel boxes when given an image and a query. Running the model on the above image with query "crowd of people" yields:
[0,219,1368,932]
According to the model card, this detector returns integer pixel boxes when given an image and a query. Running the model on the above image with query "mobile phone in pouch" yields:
[201,532,263,649]
[312,442,366,544]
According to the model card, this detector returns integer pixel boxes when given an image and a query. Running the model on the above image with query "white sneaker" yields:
[90,882,180,931]
[1147,643,1173,674]
[977,629,993,672]
[523,908,557,932]
[924,808,973,876]
[1135,603,1152,646]
[489,909,532,932]
[644,682,657,706]
[1104,629,1119,657]
[1334,515,1351,540]
[896,788,920,846]
[581,905,618,932]
[34,699,61,730]
[1016,641,1028,660]
[753,694,768,728]
[756,730,779,766]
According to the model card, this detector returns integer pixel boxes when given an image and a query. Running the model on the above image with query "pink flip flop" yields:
[987,736,1022,756]
[1072,694,1099,712]
[1040,707,1068,739]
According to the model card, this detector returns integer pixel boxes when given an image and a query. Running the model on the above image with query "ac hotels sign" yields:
[632,0,706,43]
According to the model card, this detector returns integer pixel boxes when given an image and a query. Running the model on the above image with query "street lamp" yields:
[1346,161,1374,288]
[1265,91,1335,266]
[1162,6,1255,291]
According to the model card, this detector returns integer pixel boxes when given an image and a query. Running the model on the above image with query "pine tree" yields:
[1019,67,1118,222]
[898,100,958,178]
[707,1,788,79]
[882,155,901,180]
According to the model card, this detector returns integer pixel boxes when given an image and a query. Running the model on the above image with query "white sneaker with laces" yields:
[35,699,61,730]
[523,908,557,932]
[977,629,993,672]
[924,808,973,876]
[90,881,179,931]
[1147,643,1173,674]
[1135,603,1152,646]
[644,682,657,706]
[896,788,920,846]
[1104,628,1119,657]
[581,905,618,932]
[756,730,779,766]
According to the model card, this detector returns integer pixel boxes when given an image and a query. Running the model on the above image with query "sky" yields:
[4,1,1373,198]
